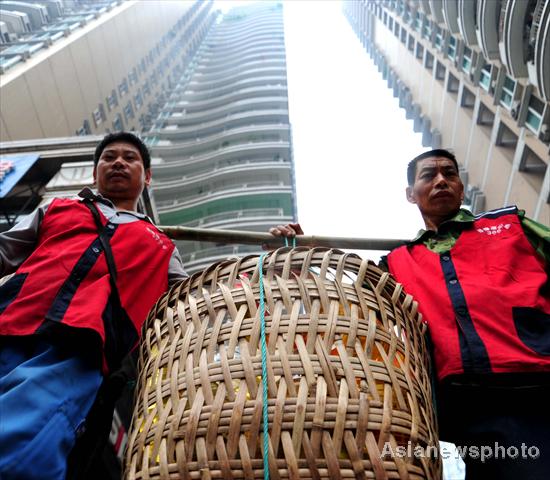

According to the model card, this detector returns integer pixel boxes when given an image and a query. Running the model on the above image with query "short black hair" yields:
[407,148,459,185]
[94,132,151,170]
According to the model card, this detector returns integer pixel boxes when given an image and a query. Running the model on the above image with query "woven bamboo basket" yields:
[126,248,441,479]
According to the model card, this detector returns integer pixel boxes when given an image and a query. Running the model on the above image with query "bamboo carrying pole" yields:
[159,225,408,251]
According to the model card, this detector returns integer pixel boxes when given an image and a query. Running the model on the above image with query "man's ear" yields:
[92,165,97,185]
[406,186,416,204]
[144,168,152,187]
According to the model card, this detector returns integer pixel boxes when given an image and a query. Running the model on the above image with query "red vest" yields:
[388,206,550,381]
[0,198,174,370]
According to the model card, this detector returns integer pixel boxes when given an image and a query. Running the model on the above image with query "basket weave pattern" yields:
[126,248,441,479]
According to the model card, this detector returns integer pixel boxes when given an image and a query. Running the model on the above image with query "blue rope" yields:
[283,236,297,248]
[258,253,270,480]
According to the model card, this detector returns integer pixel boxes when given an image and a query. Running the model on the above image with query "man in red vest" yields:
[0,132,187,480]
[271,149,550,479]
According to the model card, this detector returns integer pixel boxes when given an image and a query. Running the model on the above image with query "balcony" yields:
[498,0,532,78]
[193,59,287,83]
[183,207,287,228]
[153,160,292,194]
[443,0,460,33]
[158,97,288,126]
[205,28,284,54]
[213,11,282,35]
[179,75,287,102]
[527,0,550,101]
[151,110,289,140]
[476,0,501,60]
[174,85,287,113]
[189,66,287,91]
[155,124,290,153]
[196,51,286,75]
[208,21,283,44]
[156,183,293,213]
[153,141,291,167]
[429,0,445,23]
[200,43,285,64]
[458,0,477,45]
[200,39,284,63]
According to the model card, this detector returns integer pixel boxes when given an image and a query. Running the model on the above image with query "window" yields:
[422,20,432,40]
[434,26,444,50]
[416,42,424,60]
[447,36,457,61]
[477,102,495,128]
[462,46,472,74]
[123,101,134,122]
[519,146,547,191]
[129,68,138,86]
[524,94,545,134]
[435,61,446,82]
[495,121,518,149]
[447,72,460,94]
[461,86,476,109]
[142,80,150,97]
[499,75,516,109]
[139,114,149,130]
[424,51,434,70]
[414,11,422,33]
[479,64,492,92]
[76,120,91,136]
[400,27,407,44]
[118,78,129,97]
[388,16,393,31]
[134,91,143,110]
[408,33,415,52]
[394,21,400,37]
[106,90,118,111]
[112,114,124,132]
[139,58,146,74]
[92,104,106,127]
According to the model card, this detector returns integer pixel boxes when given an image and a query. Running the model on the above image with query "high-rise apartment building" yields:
[147,2,297,273]
[344,0,549,224]
[1,0,214,140]
[1,2,297,276]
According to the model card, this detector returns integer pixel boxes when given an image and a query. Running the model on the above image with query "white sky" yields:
[218,0,429,261]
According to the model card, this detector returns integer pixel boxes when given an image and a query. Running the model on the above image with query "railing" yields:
[154,159,289,186]
[183,208,285,227]
[155,184,291,210]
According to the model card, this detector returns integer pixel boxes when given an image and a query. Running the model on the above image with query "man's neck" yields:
[422,210,460,232]
[111,199,139,212]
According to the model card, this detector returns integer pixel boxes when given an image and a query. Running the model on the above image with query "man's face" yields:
[406,156,464,219]
[93,141,151,207]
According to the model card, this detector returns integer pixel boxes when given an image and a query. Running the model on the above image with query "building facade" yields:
[344,0,549,224]
[1,0,214,139]
[147,2,297,273]
[1,1,297,274]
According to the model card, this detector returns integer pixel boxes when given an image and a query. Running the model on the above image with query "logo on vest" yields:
[476,223,511,236]
[146,227,168,250]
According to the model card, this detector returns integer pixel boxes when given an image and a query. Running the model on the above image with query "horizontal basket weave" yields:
[126,248,441,479]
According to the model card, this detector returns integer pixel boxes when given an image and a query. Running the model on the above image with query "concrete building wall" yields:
[0,0,213,140]
[344,0,550,224]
